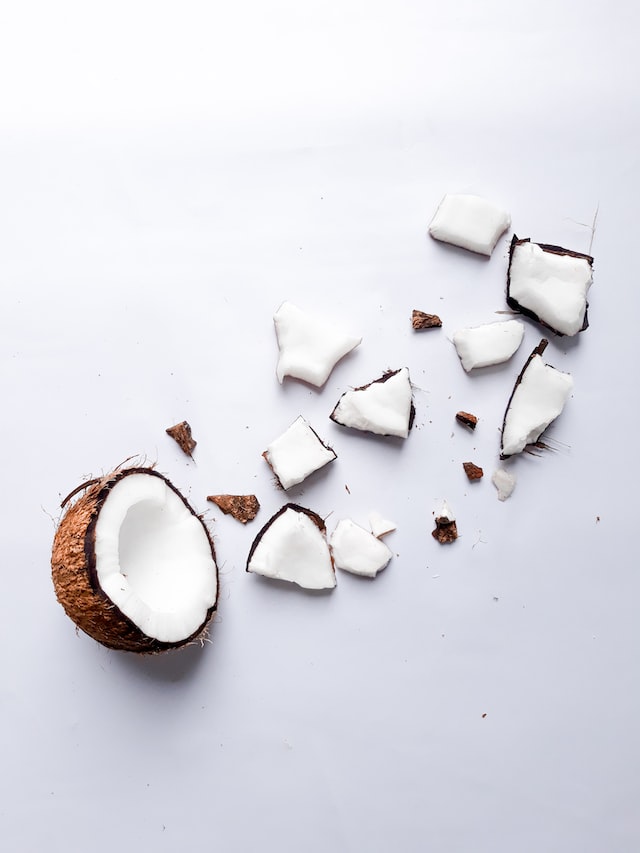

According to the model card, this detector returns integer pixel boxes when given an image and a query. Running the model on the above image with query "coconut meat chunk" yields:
[368,510,397,538]
[263,416,336,489]
[247,504,336,590]
[492,468,517,501]
[274,301,362,387]
[330,368,413,438]
[330,519,393,578]
[428,193,511,256]
[508,239,593,336]
[94,473,217,644]
[452,320,524,371]
[501,348,573,458]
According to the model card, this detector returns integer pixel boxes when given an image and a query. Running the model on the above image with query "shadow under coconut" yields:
[111,635,212,683]
[251,573,335,598]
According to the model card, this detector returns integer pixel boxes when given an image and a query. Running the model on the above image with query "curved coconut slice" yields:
[330,519,393,578]
[330,368,414,438]
[500,339,573,458]
[246,503,336,590]
[452,320,524,371]
[507,236,593,336]
[428,193,511,256]
[52,468,218,653]
[274,301,362,387]
[263,416,336,490]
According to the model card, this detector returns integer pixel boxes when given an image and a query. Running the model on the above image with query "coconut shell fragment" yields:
[462,461,483,481]
[412,310,442,330]
[51,467,218,653]
[166,421,197,457]
[432,516,458,544]
[207,494,260,523]
[456,411,478,430]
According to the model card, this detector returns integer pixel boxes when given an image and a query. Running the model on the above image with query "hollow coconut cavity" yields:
[52,467,219,653]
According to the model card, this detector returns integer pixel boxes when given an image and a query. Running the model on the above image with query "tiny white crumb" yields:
[428,193,511,256]
[492,468,517,501]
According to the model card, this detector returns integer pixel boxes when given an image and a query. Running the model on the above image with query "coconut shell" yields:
[51,467,218,653]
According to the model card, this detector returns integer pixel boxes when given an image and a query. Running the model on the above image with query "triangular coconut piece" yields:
[263,416,336,489]
[246,503,336,590]
[273,301,362,387]
[330,519,393,577]
[507,236,593,336]
[452,320,524,371]
[500,339,574,458]
[330,368,414,438]
[368,510,397,538]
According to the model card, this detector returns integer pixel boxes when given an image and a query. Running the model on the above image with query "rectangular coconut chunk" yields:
[429,193,511,256]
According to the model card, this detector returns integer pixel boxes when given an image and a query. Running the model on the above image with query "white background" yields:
[2,2,639,851]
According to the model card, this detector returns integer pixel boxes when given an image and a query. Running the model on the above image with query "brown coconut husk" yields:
[51,466,218,653]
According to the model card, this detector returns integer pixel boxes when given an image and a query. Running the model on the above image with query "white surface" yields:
[452,319,525,371]
[2,2,640,852]
[263,415,336,490]
[429,193,511,256]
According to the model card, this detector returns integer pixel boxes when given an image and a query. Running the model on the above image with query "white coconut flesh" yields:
[330,519,393,578]
[247,506,335,590]
[452,320,524,371]
[273,301,362,387]
[428,193,511,256]
[264,416,336,489]
[93,473,218,643]
[509,241,592,336]
[368,510,397,538]
[501,354,573,457]
[331,368,413,438]
[492,468,517,501]
[436,499,455,522]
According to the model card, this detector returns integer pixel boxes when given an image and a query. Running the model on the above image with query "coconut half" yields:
[52,467,219,653]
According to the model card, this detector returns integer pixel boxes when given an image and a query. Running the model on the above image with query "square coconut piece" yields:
[428,193,511,256]
[263,416,336,490]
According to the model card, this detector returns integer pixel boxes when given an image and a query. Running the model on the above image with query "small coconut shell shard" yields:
[263,416,336,490]
[330,519,393,578]
[428,193,511,256]
[207,494,260,523]
[500,339,573,458]
[52,467,218,653]
[246,503,336,590]
[330,368,414,438]
[412,310,442,330]
[166,421,196,457]
[273,301,362,387]
[507,236,593,336]
[432,500,458,544]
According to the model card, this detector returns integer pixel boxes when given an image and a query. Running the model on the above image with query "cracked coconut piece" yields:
[462,462,483,481]
[507,236,593,336]
[273,301,362,387]
[412,310,442,330]
[456,411,478,430]
[452,320,524,371]
[428,193,511,256]
[207,494,260,523]
[330,519,393,578]
[368,510,397,538]
[432,500,458,544]
[246,503,336,590]
[166,421,197,457]
[492,469,516,501]
[330,368,414,438]
[500,339,573,458]
[263,415,336,490]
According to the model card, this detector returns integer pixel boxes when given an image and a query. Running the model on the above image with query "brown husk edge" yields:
[51,467,218,653]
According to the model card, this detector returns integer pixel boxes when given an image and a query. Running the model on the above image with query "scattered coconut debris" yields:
[330,519,393,578]
[455,411,478,430]
[51,467,218,652]
[263,415,336,490]
[166,421,196,457]
[273,301,362,387]
[463,462,483,481]
[368,510,397,538]
[330,367,414,438]
[452,319,524,371]
[207,494,260,523]
[428,193,511,256]
[432,500,458,544]
[492,468,517,501]
[500,339,573,458]
[507,236,594,336]
[246,503,336,590]
[412,309,442,330]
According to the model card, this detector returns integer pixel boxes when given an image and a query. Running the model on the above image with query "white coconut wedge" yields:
[246,503,336,590]
[428,193,511,256]
[368,510,397,538]
[500,339,574,458]
[273,301,362,387]
[507,236,593,336]
[330,519,393,578]
[452,320,524,371]
[263,416,336,490]
[330,368,414,438]
[492,468,517,501]
[52,467,218,653]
